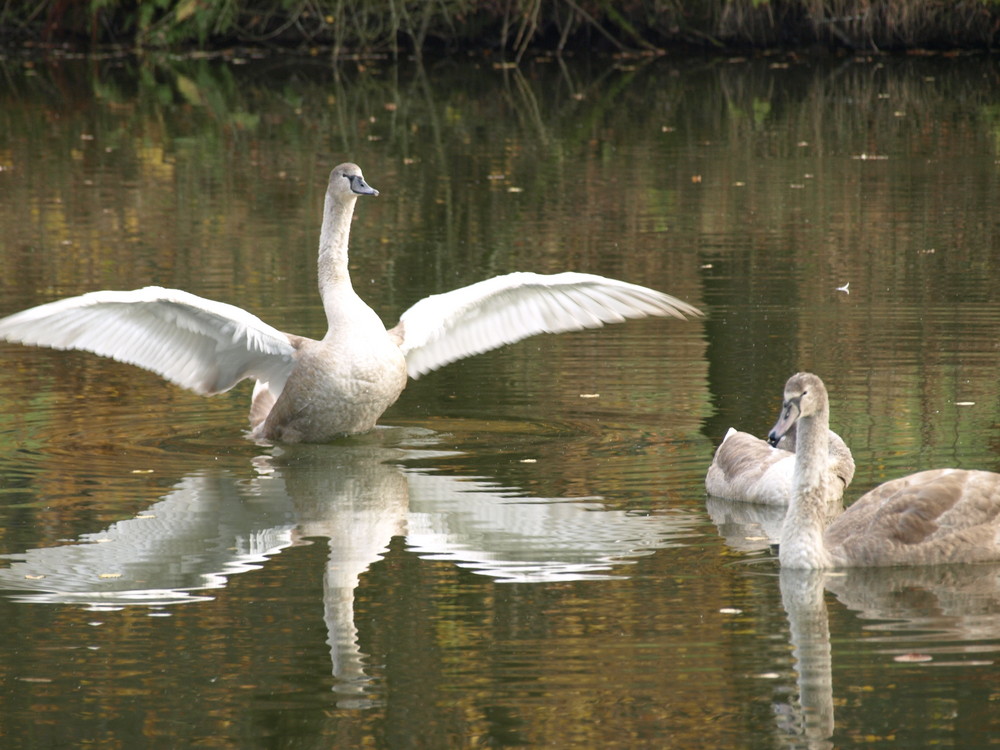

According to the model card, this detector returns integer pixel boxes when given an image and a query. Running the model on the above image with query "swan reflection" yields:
[776,563,1000,748]
[0,431,701,706]
[0,472,299,606]
[705,494,786,552]
[709,499,1000,744]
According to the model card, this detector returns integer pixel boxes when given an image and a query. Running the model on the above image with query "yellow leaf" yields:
[176,0,199,23]
[175,75,204,106]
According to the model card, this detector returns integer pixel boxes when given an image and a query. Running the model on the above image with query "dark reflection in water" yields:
[0,51,999,748]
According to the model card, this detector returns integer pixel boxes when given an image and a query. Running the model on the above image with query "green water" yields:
[0,52,998,748]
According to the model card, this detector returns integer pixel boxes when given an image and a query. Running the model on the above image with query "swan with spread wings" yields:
[0,163,702,443]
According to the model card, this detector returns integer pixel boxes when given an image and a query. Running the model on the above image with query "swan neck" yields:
[781,405,834,569]
[793,409,829,491]
[318,192,358,301]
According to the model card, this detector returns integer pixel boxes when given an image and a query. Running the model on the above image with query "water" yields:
[0,51,999,747]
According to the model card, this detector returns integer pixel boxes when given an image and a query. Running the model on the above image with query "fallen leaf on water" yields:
[894,653,933,663]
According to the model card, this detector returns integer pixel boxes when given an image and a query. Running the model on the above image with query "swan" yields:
[769,372,1000,569]
[0,163,703,443]
[705,424,855,515]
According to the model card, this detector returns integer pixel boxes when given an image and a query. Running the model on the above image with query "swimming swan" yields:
[769,372,1000,569]
[0,163,702,443]
[705,424,855,515]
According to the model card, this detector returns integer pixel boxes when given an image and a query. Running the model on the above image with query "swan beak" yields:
[349,175,379,197]
[768,399,800,447]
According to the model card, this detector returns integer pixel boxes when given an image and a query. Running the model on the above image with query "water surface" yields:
[0,51,999,748]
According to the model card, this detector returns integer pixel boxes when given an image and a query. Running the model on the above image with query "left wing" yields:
[388,271,702,379]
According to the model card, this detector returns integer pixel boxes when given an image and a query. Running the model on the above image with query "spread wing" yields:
[0,286,298,395]
[388,271,702,379]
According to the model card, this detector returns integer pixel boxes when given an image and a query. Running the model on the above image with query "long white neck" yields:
[317,191,359,320]
[780,401,835,569]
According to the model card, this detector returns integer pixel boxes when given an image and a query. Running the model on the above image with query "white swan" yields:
[705,424,855,514]
[0,163,702,443]
[769,372,1000,569]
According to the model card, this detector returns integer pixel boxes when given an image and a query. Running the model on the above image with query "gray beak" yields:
[768,399,800,447]
[349,175,379,197]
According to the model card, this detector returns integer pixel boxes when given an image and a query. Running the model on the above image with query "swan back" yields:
[825,468,1000,566]
[706,425,854,513]
[705,429,797,505]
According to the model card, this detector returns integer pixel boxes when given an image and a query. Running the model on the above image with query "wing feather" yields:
[0,286,298,395]
[391,271,702,378]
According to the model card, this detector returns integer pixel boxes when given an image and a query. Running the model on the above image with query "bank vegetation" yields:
[3,1,999,56]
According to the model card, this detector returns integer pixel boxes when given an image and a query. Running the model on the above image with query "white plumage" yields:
[394,271,700,378]
[0,286,296,395]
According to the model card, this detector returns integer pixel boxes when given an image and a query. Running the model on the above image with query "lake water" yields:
[1,50,999,748]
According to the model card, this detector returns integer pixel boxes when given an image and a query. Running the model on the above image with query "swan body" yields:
[705,426,854,513]
[0,163,702,443]
[769,372,1000,569]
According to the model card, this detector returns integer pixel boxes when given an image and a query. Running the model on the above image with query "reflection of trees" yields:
[2,54,999,475]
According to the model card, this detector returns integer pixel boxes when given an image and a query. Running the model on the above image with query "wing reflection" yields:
[0,472,298,606]
[0,434,701,707]
[406,471,694,582]
[776,563,1000,747]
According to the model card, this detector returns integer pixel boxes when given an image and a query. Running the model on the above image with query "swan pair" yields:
[0,163,702,443]
[716,372,1000,569]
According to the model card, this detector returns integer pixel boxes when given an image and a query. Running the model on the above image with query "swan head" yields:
[768,372,828,446]
[329,163,379,199]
